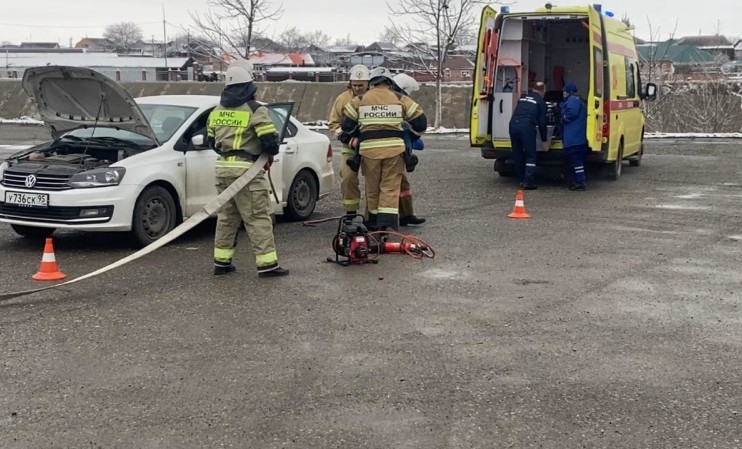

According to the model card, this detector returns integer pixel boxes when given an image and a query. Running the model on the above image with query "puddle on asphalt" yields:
[655,204,710,210]
[421,268,469,280]
[611,225,678,235]
[675,193,705,199]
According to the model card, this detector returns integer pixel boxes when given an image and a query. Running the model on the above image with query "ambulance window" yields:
[593,47,604,97]
[625,58,637,98]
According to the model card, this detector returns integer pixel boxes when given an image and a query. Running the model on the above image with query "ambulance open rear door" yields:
[470,6,499,147]
[586,5,606,153]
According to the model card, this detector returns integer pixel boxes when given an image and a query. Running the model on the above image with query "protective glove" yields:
[263,155,274,171]
[349,137,360,151]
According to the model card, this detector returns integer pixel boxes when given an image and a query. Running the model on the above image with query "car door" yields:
[264,103,295,209]
[182,108,219,217]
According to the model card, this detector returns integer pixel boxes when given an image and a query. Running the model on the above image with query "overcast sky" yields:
[1,0,740,46]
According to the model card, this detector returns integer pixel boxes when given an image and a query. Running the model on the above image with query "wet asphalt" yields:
[1,130,741,448]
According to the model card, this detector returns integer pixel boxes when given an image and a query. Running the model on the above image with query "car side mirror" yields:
[643,83,658,101]
[191,134,206,149]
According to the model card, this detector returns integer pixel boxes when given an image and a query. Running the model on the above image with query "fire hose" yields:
[0,154,270,302]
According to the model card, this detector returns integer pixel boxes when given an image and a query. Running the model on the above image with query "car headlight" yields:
[68,167,126,188]
[0,161,7,182]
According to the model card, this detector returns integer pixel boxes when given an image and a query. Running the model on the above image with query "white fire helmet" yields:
[225,59,255,86]
[369,66,395,86]
[349,64,371,81]
[392,73,420,95]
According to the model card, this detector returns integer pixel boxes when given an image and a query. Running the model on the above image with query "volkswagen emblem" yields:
[24,175,37,188]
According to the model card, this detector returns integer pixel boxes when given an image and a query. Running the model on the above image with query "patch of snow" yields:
[426,127,469,134]
[645,132,742,139]
[0,145,32,151]
[0,116,44,125]
[303,120,329,131]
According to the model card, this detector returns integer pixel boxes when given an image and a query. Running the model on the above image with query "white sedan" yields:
[0,66,334,246]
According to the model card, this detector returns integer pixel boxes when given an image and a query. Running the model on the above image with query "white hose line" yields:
[0,154,269,302]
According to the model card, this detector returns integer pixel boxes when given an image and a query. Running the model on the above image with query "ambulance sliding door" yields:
[470,6,498,147]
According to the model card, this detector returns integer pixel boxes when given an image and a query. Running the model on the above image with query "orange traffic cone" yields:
[32,237,66,281]
[508,190,530,219]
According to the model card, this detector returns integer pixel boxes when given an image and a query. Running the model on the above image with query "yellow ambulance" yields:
[469,3,657,180]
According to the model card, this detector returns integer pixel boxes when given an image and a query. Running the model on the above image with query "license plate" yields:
[4,191,49,208]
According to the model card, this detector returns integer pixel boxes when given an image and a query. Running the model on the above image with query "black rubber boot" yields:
[214,264,237,276]
[400,215,426,226]
[258,266,290,278]
[364,213,378,231]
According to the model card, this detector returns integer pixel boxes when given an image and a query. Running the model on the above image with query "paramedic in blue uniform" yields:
[560,82,589,191]
[508,81,549,190]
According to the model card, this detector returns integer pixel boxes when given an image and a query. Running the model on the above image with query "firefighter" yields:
[328,64,370,214]
[207,59,289,278]
[341,67,427,231]
[508,81,549,190]
[560,82,588,191]
[391,73,426,226]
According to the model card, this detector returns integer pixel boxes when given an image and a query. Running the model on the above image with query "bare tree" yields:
[190,0,283,59]
[305,30,331,49]
[333,35,356,46]
[638,17,680,132]
[278,27,308,52]
[103,22,143,53]
[377,26,401,45]
[387,0,500,128]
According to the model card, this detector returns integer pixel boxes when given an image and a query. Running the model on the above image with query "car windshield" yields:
[139,104,198,142]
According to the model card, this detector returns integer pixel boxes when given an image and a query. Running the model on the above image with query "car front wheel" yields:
[11,224,55,240]
[131,186,178,247]
[284,169,317,221]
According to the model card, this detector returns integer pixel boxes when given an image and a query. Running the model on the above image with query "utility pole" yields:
[162,4,168,71]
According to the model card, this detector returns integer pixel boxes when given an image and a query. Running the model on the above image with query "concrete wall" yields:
[0,80,474,129]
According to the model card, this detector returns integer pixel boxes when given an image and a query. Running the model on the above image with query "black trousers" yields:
[509,122,538,186]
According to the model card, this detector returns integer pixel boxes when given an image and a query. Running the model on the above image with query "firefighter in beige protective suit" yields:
[341,67,427,231]
[208,59,289,278]
[328,64,370,214]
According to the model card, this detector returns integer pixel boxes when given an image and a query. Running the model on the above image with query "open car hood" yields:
[21,66,160,144]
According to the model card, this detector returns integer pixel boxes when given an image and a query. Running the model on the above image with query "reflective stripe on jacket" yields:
[328,89,356,155]
[342,84,426,160]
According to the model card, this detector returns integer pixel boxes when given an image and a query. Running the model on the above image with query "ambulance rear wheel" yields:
[607,143,624,181]
[629,143,643,167]
[494,158,515,177]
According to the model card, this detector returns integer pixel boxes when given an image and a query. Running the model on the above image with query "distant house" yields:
[323,45,365,68]
[75,38,115,53]
[676,35,740,61]
[20,42,60,49]
[449,44,477,57]
[637,40,717,81]
[1,52,192,81]
[366,42,398,53]
[250,37,285,53]
[442,55,475,82]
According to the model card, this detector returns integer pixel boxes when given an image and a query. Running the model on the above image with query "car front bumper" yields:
[0,183,139,231]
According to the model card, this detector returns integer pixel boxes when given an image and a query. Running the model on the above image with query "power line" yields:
[0,21,163,29]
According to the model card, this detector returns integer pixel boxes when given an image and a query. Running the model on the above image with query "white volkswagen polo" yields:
[0,66,334,246]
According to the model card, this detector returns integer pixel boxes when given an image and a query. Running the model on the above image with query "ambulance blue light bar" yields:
[501,6,510,13]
